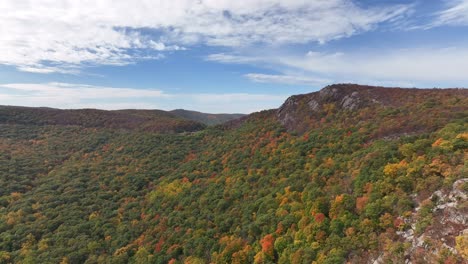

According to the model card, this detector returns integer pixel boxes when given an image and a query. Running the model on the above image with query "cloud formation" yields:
[0,0,410,73]
[433,0,468,26]
[245,73,330,86]
[209,46,468,87]
[281,48,468,84]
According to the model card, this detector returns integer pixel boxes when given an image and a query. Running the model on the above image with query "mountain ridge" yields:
[276,84,468,133]
[0,105,205,133]
[0,105,246,129]
[221,84,468,139]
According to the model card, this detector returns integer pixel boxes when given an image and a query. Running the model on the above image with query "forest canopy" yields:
[0,85,467,263]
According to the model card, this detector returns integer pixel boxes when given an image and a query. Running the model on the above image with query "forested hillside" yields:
[0,84,467,264]
[170,110,244,126]
[0,106,205,133]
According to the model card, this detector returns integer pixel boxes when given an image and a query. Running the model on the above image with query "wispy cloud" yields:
[1,82,167,99]
[431,0,468,27]
[0,82,287,113]
[211,46,468,87]
[0,0,411,73]
[245,73,330,86]
[280,48,468,84]
[205,53,259,64]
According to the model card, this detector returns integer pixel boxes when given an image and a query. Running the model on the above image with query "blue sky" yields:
[0,0,467,113]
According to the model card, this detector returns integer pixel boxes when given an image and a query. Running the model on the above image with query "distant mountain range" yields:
[0,106,245,133]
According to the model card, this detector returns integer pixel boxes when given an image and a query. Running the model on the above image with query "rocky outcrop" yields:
[396,178,468,263]
[276,84,385,132]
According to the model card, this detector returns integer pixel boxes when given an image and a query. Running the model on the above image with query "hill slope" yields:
[0,84,466,264]
[170,109,245,125]
[0,106,206,133]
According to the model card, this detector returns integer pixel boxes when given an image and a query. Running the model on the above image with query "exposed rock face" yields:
[341,91,362,110]
[317,85,367,110]
[396,178,468,263]
[432,179,467,227]
[276,96,301,129]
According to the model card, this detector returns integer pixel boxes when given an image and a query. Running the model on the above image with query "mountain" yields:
[0,84,466,264]
[0,106,206,133]
[170,109,245,126]
[226,83,467,138]
[276,84,467,135]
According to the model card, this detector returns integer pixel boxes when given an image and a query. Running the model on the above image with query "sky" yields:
[0,0,468,113]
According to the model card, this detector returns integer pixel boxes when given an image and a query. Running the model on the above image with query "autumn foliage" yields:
[0,85,466,263]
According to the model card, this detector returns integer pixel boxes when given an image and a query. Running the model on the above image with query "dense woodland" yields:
[169,110,245,126]
[0,84,467,263]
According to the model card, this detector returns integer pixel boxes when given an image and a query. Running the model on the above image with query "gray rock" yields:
[308,99,320,111]
[341,92,361,110]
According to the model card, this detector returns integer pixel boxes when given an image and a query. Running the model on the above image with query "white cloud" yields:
[0,82,287,113]
[205,53,259,64]
[215,47,468,86]
[279,48,468,84]
[0,82,168,110]
[187,93,288,113]
[432,0,468,26]
[17,65,80,74]
[245,73,330,86]
[1,82,167,100]
[191,93,285,104]
[0,0,411,73]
